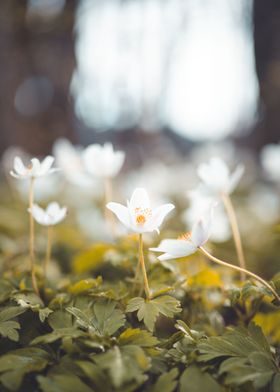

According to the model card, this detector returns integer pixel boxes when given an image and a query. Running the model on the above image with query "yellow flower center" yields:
[178,232,192,241]
[134,207,152,226]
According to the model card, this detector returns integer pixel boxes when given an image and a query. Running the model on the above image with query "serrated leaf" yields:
[126,296,181,332]
[39,308,53,323]
[31,328,84,345]
[119,328,159,347]
[91,299,126,336]
[67,299,125,336]
[149,368,178,392]
[0,348,50,391]
[0,306,26,342]
[93,345,149,388]
[179,366,222,392]
[37,374,92,392]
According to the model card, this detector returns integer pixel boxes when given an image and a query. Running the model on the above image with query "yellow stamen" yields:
[178,232,192,241]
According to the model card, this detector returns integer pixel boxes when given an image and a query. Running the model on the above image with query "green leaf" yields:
[66,299,125,336]
[72,243,114,273]
[179,366,222,392]
[198,322,278,390]
[94,345,149,388]
[0,348,50,391]
[37,374,92,392]
[119,328,159,347]
[126,295,181,332]
[149,368,178,392]
[39,307,53,323]
[0,306,26,341]
[68,277,102,295]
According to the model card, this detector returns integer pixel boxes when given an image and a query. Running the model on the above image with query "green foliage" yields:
[198,322,280,390]
[0,306,26,341]
[126,295,182,331]
[66,299,126,336]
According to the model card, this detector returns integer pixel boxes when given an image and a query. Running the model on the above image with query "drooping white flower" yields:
[83,142,125,178]
[29,202,67,226]
[260,142,280,182]
[107,187,174,234]
[150,208,213,261]
[10,156,58,180]
[197,157,244,195]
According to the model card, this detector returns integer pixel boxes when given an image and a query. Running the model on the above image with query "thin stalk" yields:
[222,193,246,280]
[104,177,115,234]
[199,246,280,303]
[44,225,52,279]
[138,234,150,299]
[29,177,39,295]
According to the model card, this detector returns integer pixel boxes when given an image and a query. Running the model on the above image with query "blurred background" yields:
[0,0,280,161]
[1,0,280,280]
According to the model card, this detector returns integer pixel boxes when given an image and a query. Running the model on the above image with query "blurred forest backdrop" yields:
[0,0,280,163]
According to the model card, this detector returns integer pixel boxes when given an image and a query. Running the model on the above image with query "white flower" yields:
[197,157,244,195]
[10,156,58,179]
[53,138,95,188]
[260,142,280,182]
[83,143,125,178]
[184,187,231,243]
[29,202,67,226]
[107,188,174,234]
[150,208,213,261]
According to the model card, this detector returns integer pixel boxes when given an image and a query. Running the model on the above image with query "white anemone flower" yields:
[10,156,58,179]
[83,142,125,178]
[107,188,174,234]
[197,157,244,195]
[29,202,67,226]
[151,208,213,261]
[260,142,280,182]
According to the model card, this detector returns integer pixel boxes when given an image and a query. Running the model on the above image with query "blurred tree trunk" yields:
[250,0,280,150]
[0,0,77,157]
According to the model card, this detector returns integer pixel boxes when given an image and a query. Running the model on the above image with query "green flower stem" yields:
[199,246,280,303]
[44,225,52,280]
[29,177,39,295]
[139,234,151,300]
[222,192,246,281]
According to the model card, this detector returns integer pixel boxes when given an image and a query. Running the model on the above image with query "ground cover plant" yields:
[0,141,280,391]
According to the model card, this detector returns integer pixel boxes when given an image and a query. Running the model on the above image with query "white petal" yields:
[106,202,130,229]
[158,253,180,261]
[46,202,60,215]
[14,157,26,175]
[147,204,175,231]
[10,171,22,179]
[29,204,49,225]
[191,207,213,247]
[150,239,196,257]
[227,164,244,194]
[129,188,150,210]
[40,156,55,175]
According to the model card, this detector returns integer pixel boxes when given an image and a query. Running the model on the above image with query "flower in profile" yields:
[197,157,244,196]
[10,156,58,180]
[29,202,67,226]
[107,187,174,234]
[83,142,125,178]
[150,208,213,261]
